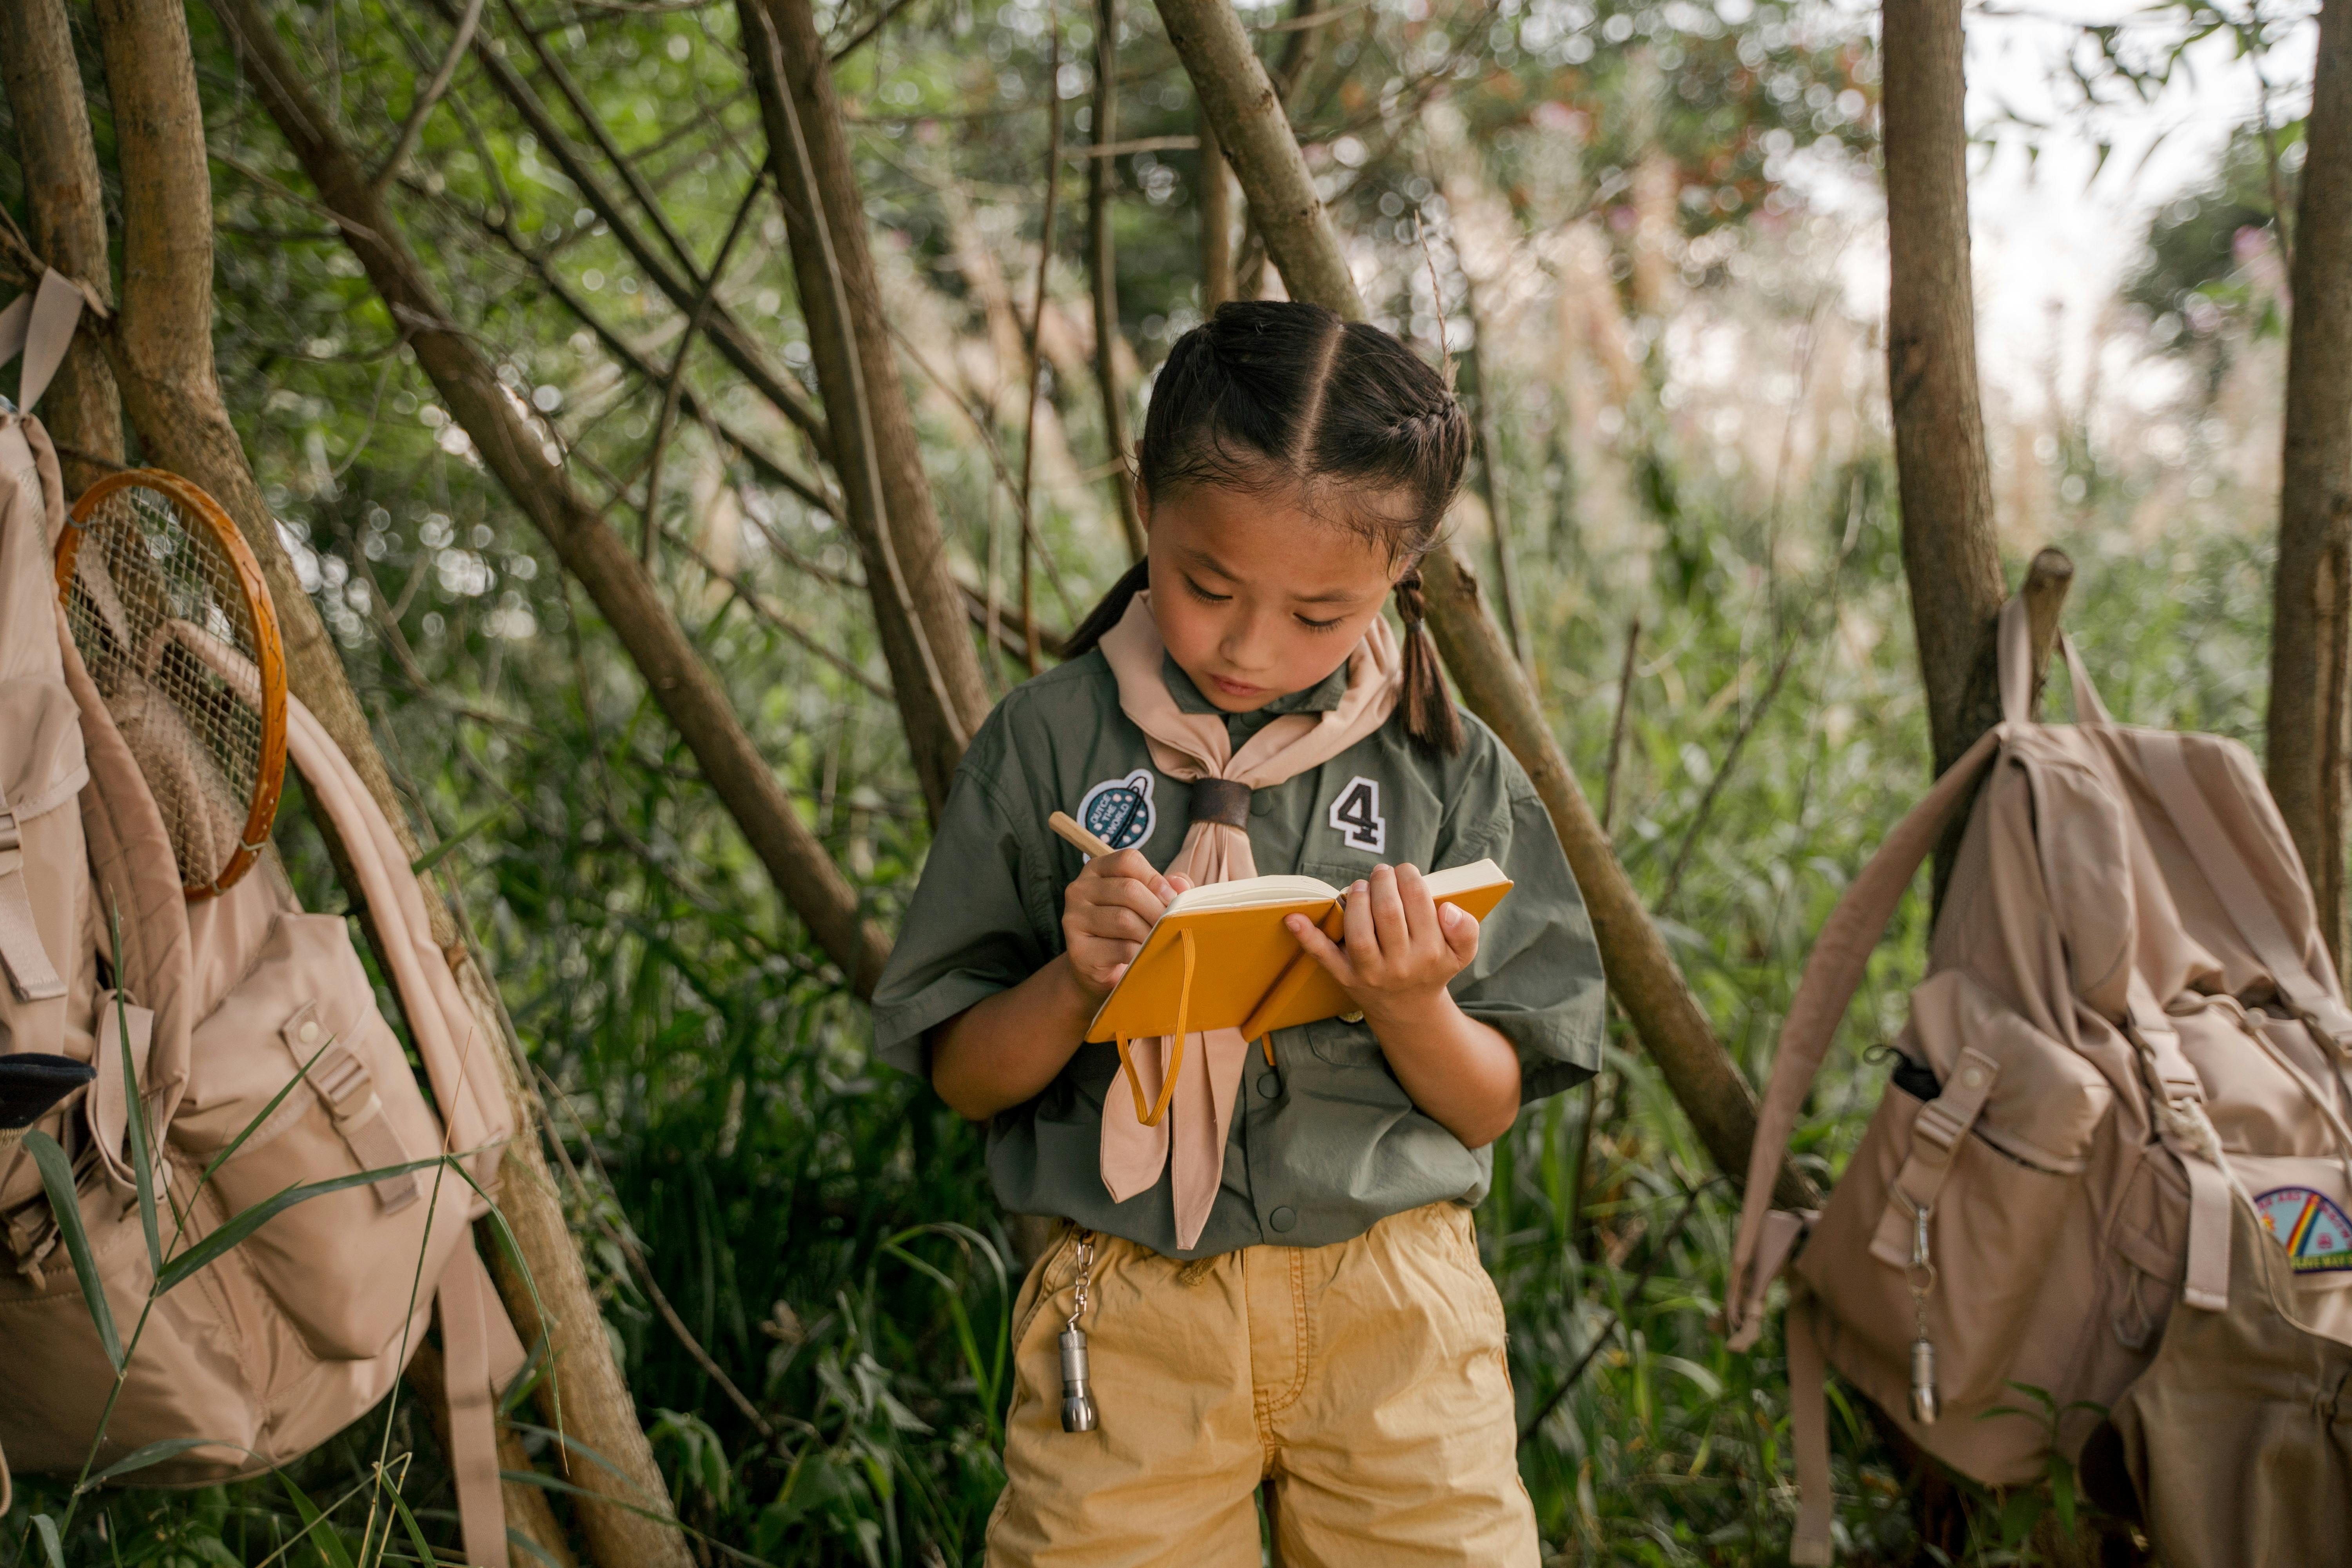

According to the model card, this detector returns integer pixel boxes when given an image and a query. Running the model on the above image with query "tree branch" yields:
[370,0,485,193]
[1154,0,1812,1207]
[641,167,767,564]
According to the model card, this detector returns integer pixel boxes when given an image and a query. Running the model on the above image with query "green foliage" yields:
[0,0,2300,1562]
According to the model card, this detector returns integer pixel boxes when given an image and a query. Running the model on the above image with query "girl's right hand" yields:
[1062,850,1191,1000]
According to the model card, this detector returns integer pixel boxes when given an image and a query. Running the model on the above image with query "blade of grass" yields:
[24,1130,122,1371]
[505,1528,566,1568]
[112,980,161,1278]
[278,1474,361,1568]
[156,1156,448,1294]
[410,806,508,875]
[176,1035,338,1253]
[79,1437,251,1491]
[441,1158,562,1445]
[496,1469,785,1568]
[30,1514,65,1568]
[381,1472,444,1568]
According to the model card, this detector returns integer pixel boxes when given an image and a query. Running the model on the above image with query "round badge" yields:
[1076,769,1155,854]
[2256,1186,2352,1272]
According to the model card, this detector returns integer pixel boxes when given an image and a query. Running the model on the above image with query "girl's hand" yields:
[1284,863,1480,1025]
[1062,849,1192,1000]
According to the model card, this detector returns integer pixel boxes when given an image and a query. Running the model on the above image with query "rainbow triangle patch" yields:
[2255,1187,2352,1273]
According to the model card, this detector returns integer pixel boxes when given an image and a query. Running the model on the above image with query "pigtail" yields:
[1062,558,1152,660]
[1394,567,1463,755]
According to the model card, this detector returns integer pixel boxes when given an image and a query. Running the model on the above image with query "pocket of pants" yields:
[1009,1222,1080,1353]
[1425,1205,1506,1344]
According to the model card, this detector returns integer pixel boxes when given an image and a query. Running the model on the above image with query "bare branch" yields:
[369,0,485,193]
[829,0,923,60]
[1017,24,1064,676]
[641,168,768,564]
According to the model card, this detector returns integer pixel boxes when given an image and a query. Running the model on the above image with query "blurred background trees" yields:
[0,0,2336,1560]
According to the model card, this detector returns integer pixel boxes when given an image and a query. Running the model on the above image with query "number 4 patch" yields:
[1327,775,1387,854]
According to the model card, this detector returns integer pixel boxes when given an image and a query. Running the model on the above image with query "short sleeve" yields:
[870,714,1057,1078]
[1438,719,1606,1104]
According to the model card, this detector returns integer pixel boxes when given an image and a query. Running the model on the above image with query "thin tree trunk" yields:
[1154,0,1359,319]
[1152,0,1812,1209]
[209,8,893,1561]
[2271,0,2352,979]
[1461,283,1530,670]
[1882,0,2005,783]
[0,0,123,495]
[1198,112,1235,309]
[212,0,889,991]
[57,6,602,1566]
[1091,0,1147,561]
[739,0,993,814]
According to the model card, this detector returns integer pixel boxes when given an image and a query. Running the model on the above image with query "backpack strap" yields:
[1784,1292,1834,1566]
[1724,719,2006,1346]
[0,795,64,1004]
[0,270,86,414]
[438,1244,524,1567]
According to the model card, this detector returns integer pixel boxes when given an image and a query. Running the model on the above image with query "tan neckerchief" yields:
[1094,592,1402,1249]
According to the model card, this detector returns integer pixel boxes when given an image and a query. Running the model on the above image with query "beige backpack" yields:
[1724,590,2352,1563]
[0,272,524,1566]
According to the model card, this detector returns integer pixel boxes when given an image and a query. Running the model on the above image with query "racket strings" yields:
[64,485,269,890]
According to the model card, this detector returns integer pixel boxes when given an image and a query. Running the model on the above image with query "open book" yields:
[1083,860,1512,1125]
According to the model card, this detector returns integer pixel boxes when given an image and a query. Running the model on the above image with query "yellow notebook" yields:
[1083,860,1512,1127]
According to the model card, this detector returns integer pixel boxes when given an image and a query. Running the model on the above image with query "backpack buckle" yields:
[0,808,19,875]
[2298,1002,2352,1057]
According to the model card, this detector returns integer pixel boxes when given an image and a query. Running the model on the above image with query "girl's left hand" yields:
[1284,862,1480,1022]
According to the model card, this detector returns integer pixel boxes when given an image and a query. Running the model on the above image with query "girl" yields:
[873,301,1604,1565]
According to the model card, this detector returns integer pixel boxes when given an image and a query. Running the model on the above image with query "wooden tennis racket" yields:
[54,470,288,901]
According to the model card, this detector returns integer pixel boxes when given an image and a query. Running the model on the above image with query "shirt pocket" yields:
[1293,858,1385,1067]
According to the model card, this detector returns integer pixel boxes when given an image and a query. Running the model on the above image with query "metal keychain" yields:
[1059,1229,1100,1432]
[1906,1201,1940,1426]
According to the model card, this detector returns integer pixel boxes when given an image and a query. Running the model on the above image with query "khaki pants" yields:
[987,1202,1539,1567]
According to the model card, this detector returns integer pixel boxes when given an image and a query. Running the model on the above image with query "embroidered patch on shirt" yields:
[2256,1186,2352,1272]
[1327,775,1386,854]
[1076,769,1156,854]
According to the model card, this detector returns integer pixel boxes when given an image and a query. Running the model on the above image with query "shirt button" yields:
[1269,1206,1297,1233]
[1250,791,1274,817]
[1257,1072,1280,1100]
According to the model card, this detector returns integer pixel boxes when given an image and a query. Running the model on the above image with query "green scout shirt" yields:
[871,645,1605,1259]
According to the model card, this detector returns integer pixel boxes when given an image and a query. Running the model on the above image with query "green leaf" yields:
[2050,1452,2078,1534]
[506,1530,568,1568]
[185,1034,338,1230]
[30,1514,65,1568]
[278,1474,360,1568]
[113,978,161,1280]
[445,1158,561,1441]
[383,1478,442,1568]
[79,1437,246,1490]
[24,1129,122,1372]
[412,806,508,875]
[157,1156,447,1295]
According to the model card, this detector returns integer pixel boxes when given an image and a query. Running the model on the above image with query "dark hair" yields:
[1065,301,1468,752]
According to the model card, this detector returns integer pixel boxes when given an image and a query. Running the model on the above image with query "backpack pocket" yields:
[168,912,461,1361]
[1798,972,2113,1415]
[0,1159,268,1480]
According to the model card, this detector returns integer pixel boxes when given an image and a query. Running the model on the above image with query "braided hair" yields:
[1064,301,1469,753]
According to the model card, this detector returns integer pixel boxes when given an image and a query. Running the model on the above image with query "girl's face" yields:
[1142,480,1404,712]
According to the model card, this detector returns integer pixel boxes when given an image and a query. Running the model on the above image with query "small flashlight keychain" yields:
[1905,1201,1940,1426]
[1059,1230,1100,1432]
